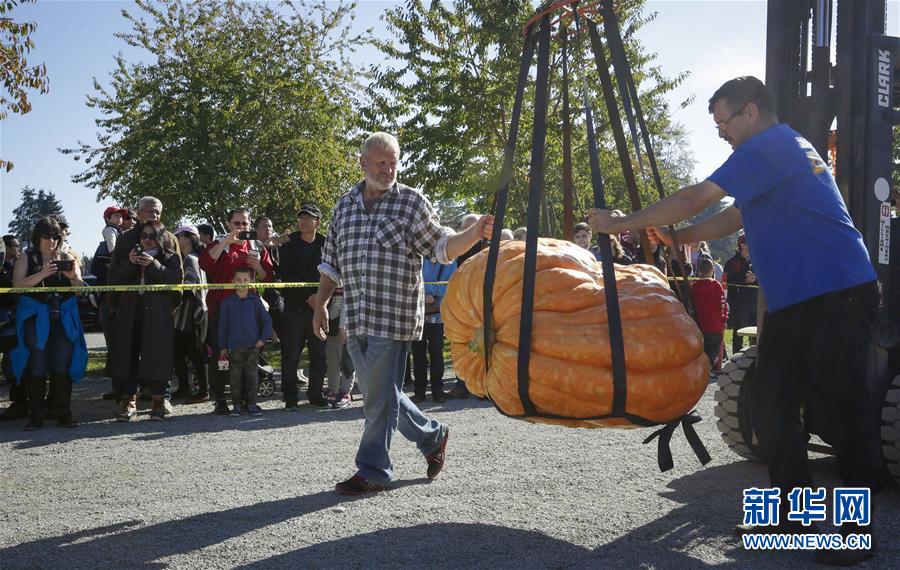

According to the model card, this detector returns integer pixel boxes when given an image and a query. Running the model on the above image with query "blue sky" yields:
[1,0,897,256]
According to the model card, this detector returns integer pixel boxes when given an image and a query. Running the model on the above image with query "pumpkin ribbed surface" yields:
[442,238,709,428]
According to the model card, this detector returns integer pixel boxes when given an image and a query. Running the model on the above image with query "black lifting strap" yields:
[643,411,712,472]
[482,30,535,374]
[515,14,553,417]
[599,0,696,318]
[572,8,629,418]
[583,8,710,470]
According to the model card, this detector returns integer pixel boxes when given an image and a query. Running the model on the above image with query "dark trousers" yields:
[119,323,167,397]
[281,305,325,406]
[728,300,757,355]
[702,332,723,370]
[23,318,74,419]
[209,312,228,402]
[412,322,445,397]
[228,347,259,406]
[174,329,208,395]
[98,295,113,381]
[751,282,884,498]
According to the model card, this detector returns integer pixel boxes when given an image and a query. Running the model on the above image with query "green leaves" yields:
[365,0,695,235]
[60,0,370,232]
[1,0,49,171]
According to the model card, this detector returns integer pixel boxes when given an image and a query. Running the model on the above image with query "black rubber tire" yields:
[882,375,900,486]
[258,377,276,397]
[714,346,762,461]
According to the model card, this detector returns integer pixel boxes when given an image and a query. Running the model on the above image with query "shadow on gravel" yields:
[238,461,891,569]
[0,490,375,569]
[0,380,497,450]
[236,523,594,569]
[0,404,368,449]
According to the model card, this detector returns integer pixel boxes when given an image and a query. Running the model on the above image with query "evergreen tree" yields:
[7,186,65,249]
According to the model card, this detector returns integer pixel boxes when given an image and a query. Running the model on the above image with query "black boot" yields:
[25,374,46,431]
[814,522,876,566]
[25,408,43,431]
[1,401,29,421]
[50,373,77,428]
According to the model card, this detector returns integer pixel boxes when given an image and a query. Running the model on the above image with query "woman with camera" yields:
[107,220,184,421]
[9,216,88,430]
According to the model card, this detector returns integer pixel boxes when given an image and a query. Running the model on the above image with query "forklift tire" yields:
[883,375,900,485]
[714,346,762,461]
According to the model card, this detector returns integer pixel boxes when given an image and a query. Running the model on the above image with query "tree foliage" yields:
[364,0,695,237]
[61,0,370,232]
[0,0,50,171]
[7,186,64,250]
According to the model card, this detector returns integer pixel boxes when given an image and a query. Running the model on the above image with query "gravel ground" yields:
[1,369,897,569]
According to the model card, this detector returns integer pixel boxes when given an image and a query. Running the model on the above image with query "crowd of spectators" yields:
[0,152,756,430]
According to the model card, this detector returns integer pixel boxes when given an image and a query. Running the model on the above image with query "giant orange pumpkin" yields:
[442,238,708,428]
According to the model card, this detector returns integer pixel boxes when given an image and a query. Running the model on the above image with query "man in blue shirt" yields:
[589,76,881,564]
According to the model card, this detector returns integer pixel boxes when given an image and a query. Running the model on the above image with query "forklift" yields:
[713,0,900,485]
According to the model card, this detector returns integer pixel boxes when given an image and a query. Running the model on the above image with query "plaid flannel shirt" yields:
[319,181,453,341]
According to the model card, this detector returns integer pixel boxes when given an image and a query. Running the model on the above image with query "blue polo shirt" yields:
[707,123,875,311]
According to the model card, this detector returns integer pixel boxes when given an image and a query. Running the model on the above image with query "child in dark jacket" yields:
[691,258,729,371]
[218,267,273,416]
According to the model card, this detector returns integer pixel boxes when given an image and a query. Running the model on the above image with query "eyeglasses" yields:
[40,234,61,241]
[140,233,158,242]
[714,104,747,131]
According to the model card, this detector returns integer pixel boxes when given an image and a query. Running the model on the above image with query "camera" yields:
[238,230,258,241]
[53,259,74,272]
[134,243,144,255]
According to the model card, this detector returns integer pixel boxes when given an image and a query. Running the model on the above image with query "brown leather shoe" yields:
[426,426,449,480]
[186,393,210,404]
[335,475,388,496]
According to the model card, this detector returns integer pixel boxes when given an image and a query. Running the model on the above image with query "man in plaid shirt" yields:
[313,132,492,496]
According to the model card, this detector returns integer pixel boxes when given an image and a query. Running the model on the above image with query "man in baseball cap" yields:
[278,202,328,409]
[297,204,322,219]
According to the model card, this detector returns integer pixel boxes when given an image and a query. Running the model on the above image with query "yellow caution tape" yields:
[666,276,759,289]
[0,281,451,295]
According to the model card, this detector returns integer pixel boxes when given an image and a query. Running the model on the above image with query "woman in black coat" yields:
[107,220,183,421]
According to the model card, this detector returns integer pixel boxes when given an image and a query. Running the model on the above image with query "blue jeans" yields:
[347,335,445,484]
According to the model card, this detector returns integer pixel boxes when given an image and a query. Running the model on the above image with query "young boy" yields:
[101,206,126,253]
[218,267,273,416]
[691,258,729,371]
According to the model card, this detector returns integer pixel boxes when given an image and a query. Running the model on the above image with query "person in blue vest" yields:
[588,76,881,565]
[411,257,456,403]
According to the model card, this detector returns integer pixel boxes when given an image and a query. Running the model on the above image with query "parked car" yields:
[76,275,100,332]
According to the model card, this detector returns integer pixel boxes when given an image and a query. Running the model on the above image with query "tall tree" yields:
[60,0,370,232]
[0,0,50,171]
[7,185,64,249]
[365,0,696,237]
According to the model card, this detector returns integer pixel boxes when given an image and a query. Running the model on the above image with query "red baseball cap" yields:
[103,206,127,221]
